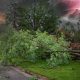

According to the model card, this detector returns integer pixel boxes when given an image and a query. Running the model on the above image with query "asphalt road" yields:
[0,66,31,80]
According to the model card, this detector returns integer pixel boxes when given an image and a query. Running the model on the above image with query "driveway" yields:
[0,66,31,80]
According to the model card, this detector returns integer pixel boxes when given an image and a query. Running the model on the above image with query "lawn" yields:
[17,60,80,80]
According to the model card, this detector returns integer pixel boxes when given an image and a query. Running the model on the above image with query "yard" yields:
[17,60,80,80]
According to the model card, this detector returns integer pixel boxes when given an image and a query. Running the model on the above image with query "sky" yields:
[0,0,29,24]
[0,0,80,24]
[59,0,80,29]
[62,0,80,12]
[0,0,80,14]
[0,0,25,12]
[49,0,80,15]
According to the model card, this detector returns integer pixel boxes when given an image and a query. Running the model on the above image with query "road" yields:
[0,66,31,80]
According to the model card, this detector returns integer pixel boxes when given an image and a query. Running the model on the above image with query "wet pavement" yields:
[0,66,31,80]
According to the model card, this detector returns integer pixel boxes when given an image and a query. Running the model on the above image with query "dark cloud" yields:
[49,0,70,16]
[0,0,10,11]
[0,0,69,16]
[0,0,33,12]
[56,2,69,16]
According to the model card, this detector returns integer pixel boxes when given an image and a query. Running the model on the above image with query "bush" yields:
[0,26,16,65]
[1,30,34,64]
[48,34,70,67]
[28,31,55,61]
[0,30,70,67]
[31,32,70,67]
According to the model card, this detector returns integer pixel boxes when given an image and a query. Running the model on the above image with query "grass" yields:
[17,60,80,80]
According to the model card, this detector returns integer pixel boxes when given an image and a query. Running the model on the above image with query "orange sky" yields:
[0,12,6,24]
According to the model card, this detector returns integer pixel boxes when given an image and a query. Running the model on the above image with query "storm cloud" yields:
[0,0,35,12]
[49,0,70,16]
[0,0,79,16]
[0,0,69,14]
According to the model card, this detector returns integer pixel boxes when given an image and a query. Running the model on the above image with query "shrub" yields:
[0,26,16,65]
[0,30,70,67]
[31,32,70,67]
[28,31,55,61]
[48,34,70,67]
[2,30,33,64]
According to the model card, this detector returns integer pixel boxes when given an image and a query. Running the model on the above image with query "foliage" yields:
[72,30,80,42]
[1,30,33,65]
[48,34,70,67]
[28,77,38,80]
[58,20,80,42]
[0,26,16,65]
[28,31,55,61]
[0,29,70,67]
[9,3,58,33]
